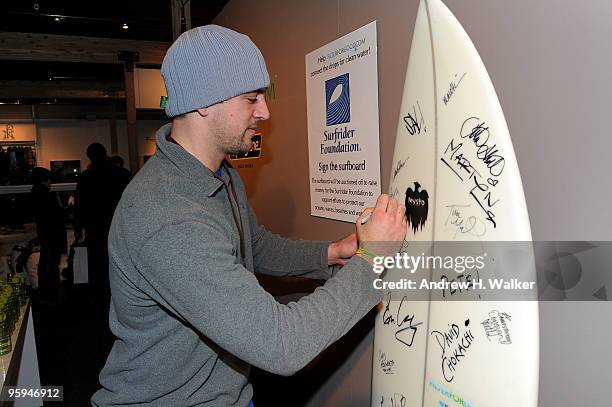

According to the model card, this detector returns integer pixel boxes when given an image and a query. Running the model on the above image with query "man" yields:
[92,25,406,406]
[110,155,133,184]
[30,167,67,303]
[75,143,130,316]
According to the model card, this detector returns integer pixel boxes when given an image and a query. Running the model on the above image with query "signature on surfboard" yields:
[403,101,426,135]
[442,72,467,105]
[382,292,422,348]
[379,393,406,407]
[392,157,409,180]
[444,204,486,238]
[440,117,505,228]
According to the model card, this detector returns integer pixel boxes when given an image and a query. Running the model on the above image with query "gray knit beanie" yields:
[162,25,270,118]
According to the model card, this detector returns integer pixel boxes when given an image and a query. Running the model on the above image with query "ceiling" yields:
[0,0,228,41]
[0,0,228,106]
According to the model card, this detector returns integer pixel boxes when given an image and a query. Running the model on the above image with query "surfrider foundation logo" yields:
[325,73,350,126]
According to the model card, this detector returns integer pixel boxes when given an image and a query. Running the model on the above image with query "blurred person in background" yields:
[75,143,130,316]
[30,167,67,304]
[110,155,132,184]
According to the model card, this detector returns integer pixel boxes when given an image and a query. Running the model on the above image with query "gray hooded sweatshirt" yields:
[91,123,382,406]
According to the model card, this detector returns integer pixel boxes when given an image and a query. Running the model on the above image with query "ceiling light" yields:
[122,23,129,30]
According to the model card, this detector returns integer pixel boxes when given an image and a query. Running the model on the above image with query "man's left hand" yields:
[327,233,358,266]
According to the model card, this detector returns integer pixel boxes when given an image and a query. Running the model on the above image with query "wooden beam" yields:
[109,103,118,155]
[0,80,125,99]
[0,32,169,65]
[121,54,140,174]
[184,2,192,32]
[171,0,192,40]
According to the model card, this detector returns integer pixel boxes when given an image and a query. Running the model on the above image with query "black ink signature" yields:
[460,117,506,177]
[442,72,467,106]
[440,269,481,299]
[445,205,486,238]
[380,394,406,407]
[481,310,512,344]
[441,145,499,228]
[403,101,426,135]
[382,292,421,347]
[378,350,395,374]
[430,319,475,383]
[393,157,409,180]
[469,175,498,228]
[442,139,482,180]
[438,116,504,229]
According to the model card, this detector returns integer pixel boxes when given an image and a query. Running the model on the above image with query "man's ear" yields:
[195,107,210,117]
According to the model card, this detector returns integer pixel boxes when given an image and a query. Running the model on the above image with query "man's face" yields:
[208,90,270,155]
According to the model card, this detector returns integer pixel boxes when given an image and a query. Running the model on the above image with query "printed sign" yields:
[305,21,381,222]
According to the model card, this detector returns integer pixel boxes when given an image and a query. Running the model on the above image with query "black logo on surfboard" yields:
[405,182,429,233]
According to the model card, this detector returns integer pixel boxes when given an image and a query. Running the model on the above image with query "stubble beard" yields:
[212,118,253,156]
[225,130,252,155]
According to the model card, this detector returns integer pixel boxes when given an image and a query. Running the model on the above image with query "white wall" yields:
[37,120,111,172]
[443,0,612,241]
[115,119,168,168]
[35,119,167,172]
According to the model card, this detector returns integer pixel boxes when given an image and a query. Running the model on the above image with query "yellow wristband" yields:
[355,247,378,260]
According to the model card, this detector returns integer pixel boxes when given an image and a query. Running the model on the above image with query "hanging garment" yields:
[8,148,16,172]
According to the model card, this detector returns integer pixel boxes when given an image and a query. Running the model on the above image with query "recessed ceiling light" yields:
[122,23,129,30]
[54,17,61,22]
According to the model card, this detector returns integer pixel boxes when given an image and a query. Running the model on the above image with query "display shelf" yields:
[0,303,28,386]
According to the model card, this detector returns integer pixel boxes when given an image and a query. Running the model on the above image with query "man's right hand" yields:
[356,194,407,258]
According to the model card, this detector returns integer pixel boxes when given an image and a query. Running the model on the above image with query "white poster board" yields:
[305,21,381,222]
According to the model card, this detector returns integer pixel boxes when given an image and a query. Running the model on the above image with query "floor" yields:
[31,283,112,406]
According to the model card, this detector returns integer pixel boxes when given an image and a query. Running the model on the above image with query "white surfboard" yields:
[371,1,539,406]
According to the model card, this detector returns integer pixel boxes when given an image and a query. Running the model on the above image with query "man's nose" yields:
[255,96,270,121]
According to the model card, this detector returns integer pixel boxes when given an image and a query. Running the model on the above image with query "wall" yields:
[35,119,166,172]
[117,120,167,167]
[216,0,413,241]
[37,120,111,171]
[215,0,612,405]
[0,104,167,172]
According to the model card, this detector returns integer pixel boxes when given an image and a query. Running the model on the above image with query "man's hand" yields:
[356,194,407,258]
[327,233,358,266]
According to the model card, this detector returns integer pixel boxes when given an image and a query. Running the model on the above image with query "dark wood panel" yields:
[0,32,169,65]
[0,80,125,99]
